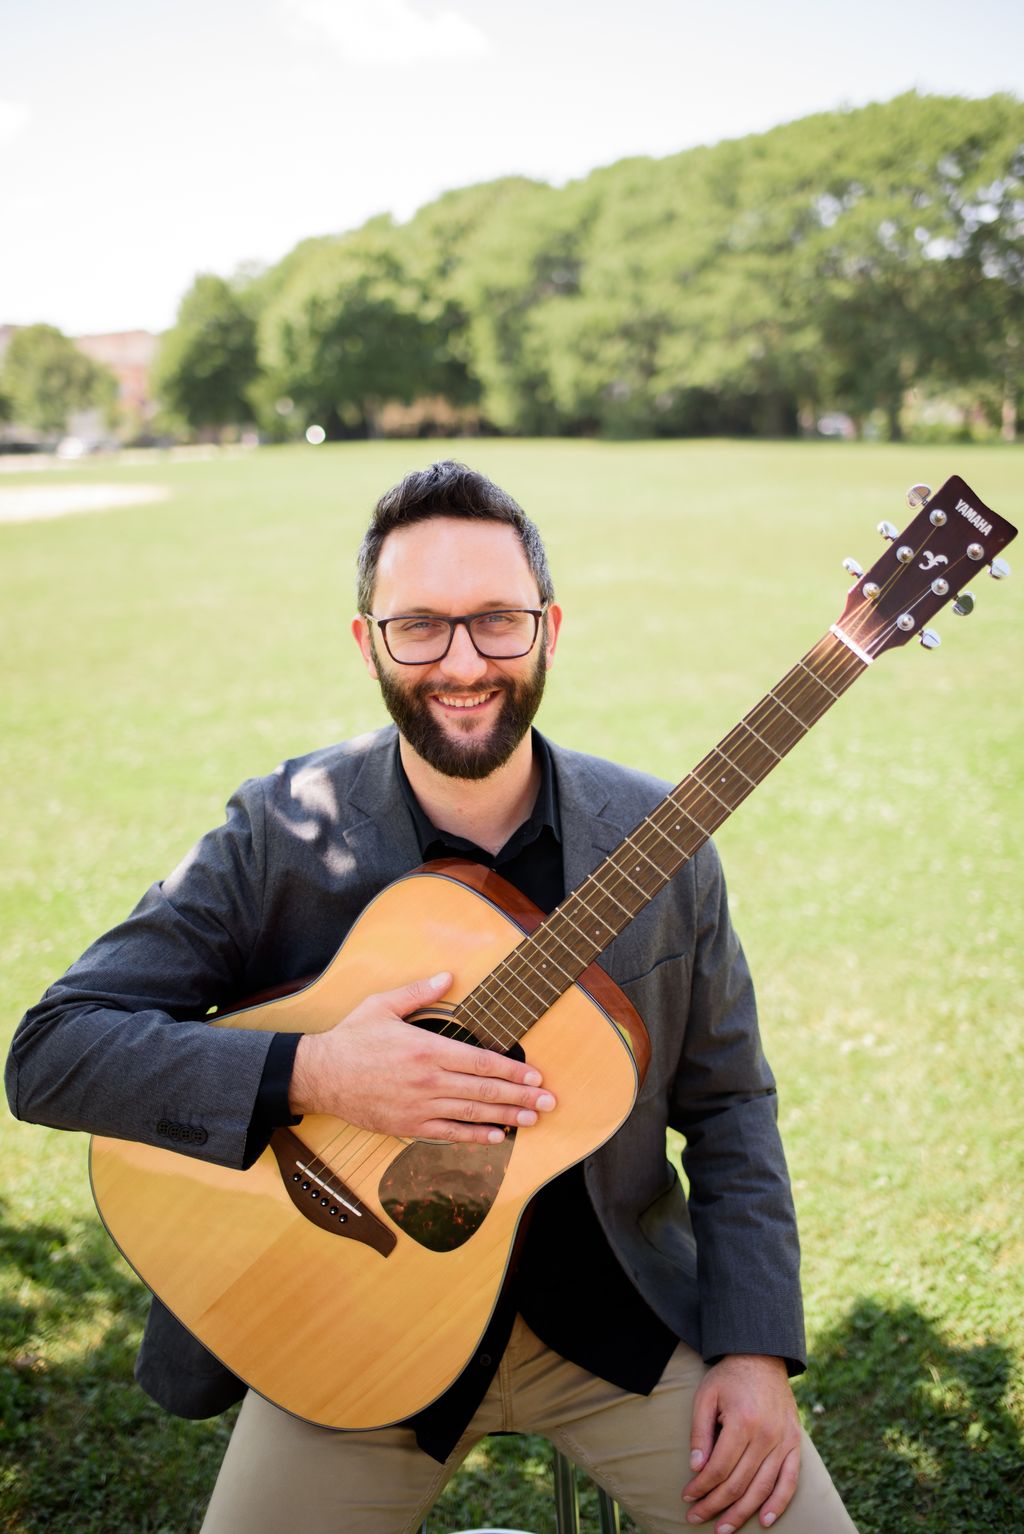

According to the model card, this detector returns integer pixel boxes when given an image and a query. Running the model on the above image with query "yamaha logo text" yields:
[955,496,993,537]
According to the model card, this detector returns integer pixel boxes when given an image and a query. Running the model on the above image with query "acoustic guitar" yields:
[90,474,1016,1430]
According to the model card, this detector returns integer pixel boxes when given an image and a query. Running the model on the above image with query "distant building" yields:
[74,329,159,427]
[0,323,161,443]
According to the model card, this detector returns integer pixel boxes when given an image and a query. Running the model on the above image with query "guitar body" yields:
[89,861,646,1430]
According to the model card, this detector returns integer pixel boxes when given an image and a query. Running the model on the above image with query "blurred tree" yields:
[152,274,260,435]
[188,91,1024,442]
[0,324,116,437]
[258,220,443,438]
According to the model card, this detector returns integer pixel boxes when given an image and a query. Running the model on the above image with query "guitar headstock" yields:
[833,475,1017,662]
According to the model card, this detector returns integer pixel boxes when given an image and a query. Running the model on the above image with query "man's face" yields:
[352,517,561,780]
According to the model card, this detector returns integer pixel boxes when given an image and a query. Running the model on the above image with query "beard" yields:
[373,638,548,781]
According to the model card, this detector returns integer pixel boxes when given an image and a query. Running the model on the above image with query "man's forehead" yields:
[373,516,537,593]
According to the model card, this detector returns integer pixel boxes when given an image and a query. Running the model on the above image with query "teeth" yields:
[437,693,491,709]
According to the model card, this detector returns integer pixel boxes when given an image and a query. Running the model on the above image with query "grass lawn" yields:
[1,439,1021,1532]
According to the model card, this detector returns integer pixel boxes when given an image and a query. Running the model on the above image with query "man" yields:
[7,461,857,1533]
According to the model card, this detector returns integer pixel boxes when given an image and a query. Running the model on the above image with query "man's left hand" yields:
[682,1354,801,1532]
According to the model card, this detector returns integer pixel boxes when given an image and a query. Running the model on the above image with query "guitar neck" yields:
[456,630,866,1047]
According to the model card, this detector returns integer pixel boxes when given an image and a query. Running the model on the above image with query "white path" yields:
[0,483,171,523]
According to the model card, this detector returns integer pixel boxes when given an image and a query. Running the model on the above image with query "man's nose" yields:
[436,620,489,683]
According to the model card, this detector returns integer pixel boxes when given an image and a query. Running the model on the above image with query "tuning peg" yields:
[878,520,899,541]
[952,592,975,616]
[919,628,941,650]
[906,483,933,509]
[842,557,863,578]
[990,556,1011,580]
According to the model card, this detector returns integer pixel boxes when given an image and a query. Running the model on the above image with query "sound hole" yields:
[379,1011,522,1252]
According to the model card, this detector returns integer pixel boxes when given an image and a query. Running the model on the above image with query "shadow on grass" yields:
[798,1298,1024,1533]
[0,1200,232,1534]
[3,1215,1021,1534]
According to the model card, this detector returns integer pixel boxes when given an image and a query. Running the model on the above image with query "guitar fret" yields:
[736,717,783,762]
[796,656,840,702]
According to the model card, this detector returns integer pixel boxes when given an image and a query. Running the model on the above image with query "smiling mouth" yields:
[433,690,499,711]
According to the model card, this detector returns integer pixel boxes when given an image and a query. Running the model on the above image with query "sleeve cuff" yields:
[241,1032,302,1169]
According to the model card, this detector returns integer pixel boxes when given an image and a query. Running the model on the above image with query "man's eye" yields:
[477,611,516,628]
[395,618,445,637]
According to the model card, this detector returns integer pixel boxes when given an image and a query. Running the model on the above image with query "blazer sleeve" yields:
[5,778,276,1170]
[669,841,806,1370]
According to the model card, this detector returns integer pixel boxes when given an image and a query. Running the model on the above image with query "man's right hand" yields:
[287,971,557,1144]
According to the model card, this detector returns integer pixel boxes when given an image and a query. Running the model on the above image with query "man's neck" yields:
[398,731,541,857]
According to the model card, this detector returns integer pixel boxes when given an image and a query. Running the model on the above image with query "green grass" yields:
[2,440,1022,1532]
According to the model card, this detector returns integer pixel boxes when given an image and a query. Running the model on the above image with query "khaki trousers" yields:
[201,1317,858,1534]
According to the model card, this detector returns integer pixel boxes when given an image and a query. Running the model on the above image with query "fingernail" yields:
[487,1129,505,1143]
[690,1450,705,1470]
[524,1069,542,1086]
[719,1525,736,1534]
[763,1517,777,1528]
[429,972,450,986]
[517,1109,538,1126]
[536,1092,556,1111]
[686,1516,702,1527]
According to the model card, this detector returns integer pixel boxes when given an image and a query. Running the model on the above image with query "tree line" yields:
[4,91,1022,444]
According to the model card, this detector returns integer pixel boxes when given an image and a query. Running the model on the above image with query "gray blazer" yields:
[6,727,805,1417]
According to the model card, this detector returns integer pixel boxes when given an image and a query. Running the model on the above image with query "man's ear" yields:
[543,603,563,668]
[351,614,378,679]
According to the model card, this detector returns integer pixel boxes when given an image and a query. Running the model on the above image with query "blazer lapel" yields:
[339,727,422,888]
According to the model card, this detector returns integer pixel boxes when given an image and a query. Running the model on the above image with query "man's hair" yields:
[356,460,555,613]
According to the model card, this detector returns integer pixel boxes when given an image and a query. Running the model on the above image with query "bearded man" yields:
[7,461,858,1533]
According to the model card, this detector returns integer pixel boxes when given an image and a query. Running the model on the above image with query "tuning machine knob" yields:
[919,628,941,650]
[953,592,975,616]
[990,556,1011,580]
[842,557,864,579]
[906,483,933,509]
[878,520,899,541]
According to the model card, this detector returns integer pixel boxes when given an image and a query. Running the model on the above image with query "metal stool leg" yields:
[597,1482,621,1534]
[553,1447,580,1534]
[553,1449,620,1534]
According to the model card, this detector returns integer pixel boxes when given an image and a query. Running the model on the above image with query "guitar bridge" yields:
[270,1128,396,1256]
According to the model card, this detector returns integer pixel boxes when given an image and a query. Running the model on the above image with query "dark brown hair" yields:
[356,460,554,613]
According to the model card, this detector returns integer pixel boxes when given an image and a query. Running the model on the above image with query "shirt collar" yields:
[395,729,561,863]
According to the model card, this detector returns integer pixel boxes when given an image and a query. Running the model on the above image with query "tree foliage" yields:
[152,274,260,433]
[154,92,1024,441]
[0,324,116,437]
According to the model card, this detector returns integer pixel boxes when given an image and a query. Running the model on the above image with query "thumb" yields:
[689,1374,719,1473]
[386,971,453,1018]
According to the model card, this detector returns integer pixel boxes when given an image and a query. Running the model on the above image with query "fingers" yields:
[684,1442,800,1532]
[303,973,559,1139]
[688,1373,721,1479]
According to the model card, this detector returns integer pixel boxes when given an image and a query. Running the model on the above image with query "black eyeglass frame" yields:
[365,607,548,665]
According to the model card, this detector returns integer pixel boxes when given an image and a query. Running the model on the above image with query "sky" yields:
[2,0,1022,337]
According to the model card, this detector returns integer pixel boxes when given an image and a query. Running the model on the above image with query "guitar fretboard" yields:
[454,631,866,1049]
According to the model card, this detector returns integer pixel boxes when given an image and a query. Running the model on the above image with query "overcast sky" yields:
[2,0,1022,336]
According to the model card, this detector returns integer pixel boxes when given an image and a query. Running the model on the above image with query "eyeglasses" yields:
[366,608,547,665]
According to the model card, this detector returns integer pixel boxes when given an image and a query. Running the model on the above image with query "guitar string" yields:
[302,548,955,1183]
[311,547,973,1186]
[448,530,983,1051]
[297,527,993,1189]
